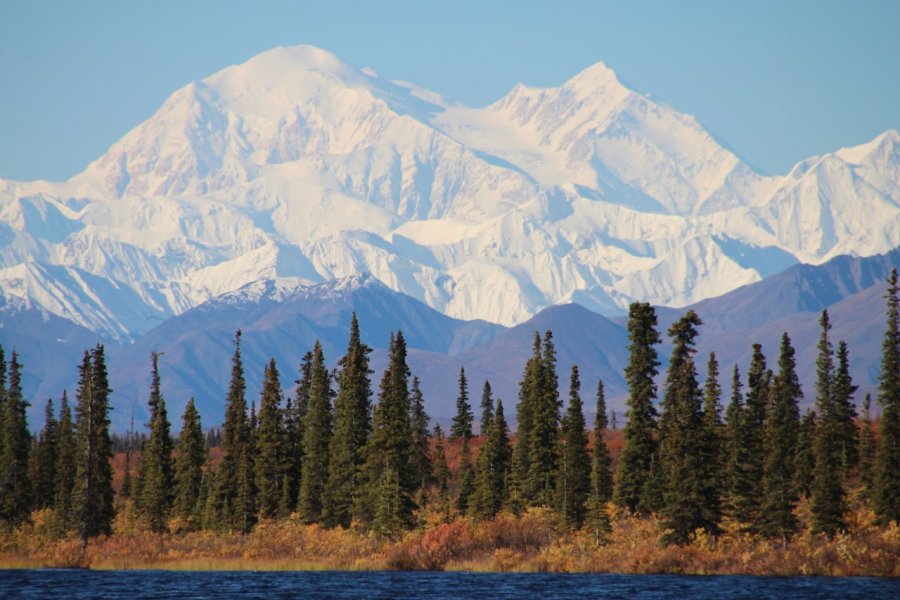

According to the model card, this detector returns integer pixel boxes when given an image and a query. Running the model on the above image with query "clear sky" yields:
[1,0,898,181]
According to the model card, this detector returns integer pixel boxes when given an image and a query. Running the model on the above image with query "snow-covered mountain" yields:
[2,45,899,334]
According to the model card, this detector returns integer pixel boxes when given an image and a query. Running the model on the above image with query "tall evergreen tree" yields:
[323,314,373,528]
[811,310,848,537]
[52,391,75,536]
[298,342,332,523]
[450,367,473,440]
[731,344,769,528]
[455,436,475,513]
[215,330,252,531]
[255,359,284,519]
[526,331,561,507]
[699,353,723,539]
[833,341,858,477]
[72,346,115,544]
[658,311,713,545]
[31,398,58,510]
[137,351,174,532]
[469,399,511,521]
[282,351,313,515]
[409,377,431,494]
[614,302,661,515]
[858,393,876,502]
[480,380,494,436]
[724,364,746,514]
[586,380,613,543]
[173,398,205,523]
[432,423,450,518]
[759,333,802,541]
[508,333,542,513]
[355,331,416,534]
[795,410,817,499]
[0,351,31,524]
[874,269,900,524]
[557,365,591,529]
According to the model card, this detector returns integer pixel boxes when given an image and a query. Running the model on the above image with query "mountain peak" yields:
[564,60,626,94]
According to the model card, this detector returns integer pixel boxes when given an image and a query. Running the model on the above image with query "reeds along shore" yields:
[1,501,898,575]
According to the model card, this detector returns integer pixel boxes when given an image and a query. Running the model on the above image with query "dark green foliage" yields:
[724,364,745,511]
[526,331,561,507]
[658,311,714,545]
[450,367,473,441]
[432,424,450,518]
[509,333,542,513]
[759,333,802,541]
[699,353,723,538]
[255,359,284,519]
[356,331,416,532]
[586,380,613,543]
[811,310,848,537]
[874,269,900,524]
[557,365,590,529]
[215,330,253,532]
[409,377,431,493]
[298,342,332,523]
[137,351,174,532]
[833,341,858,477]
[0,351,31,524]
[795,410,817,499]
[52,391,75,536]
[614,302,661,515]
[72,346,115,543]
[858,393,876,501]
[324,314,373,528]
[282,351,313,516]
[455,436,475,513]
[730,344,769,528]
[469,399,512,521]
[31,398,58,511]
[480,380,494,436]
[173,398,205,523]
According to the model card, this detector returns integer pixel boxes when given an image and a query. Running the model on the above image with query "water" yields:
[0,570,898,599]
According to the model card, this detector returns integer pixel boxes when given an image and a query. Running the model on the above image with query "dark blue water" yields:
[0,570,898,599]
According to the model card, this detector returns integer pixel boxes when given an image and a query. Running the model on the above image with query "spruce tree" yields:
[137,351,174,532]
[730,344,769,528]
[450,367,473,441]
[72,345,115,544]
[469,399,511,521]
[432,423,450,519]
[874,269,900,524]
[658,310,712,545]
[508,333,542,513]
[31,398,58,510]
[255,359,284,519]
[858,393,876,502]
[586,380,613,543]
[282,351,313,515]
[173,398,205,523]
[52,391,75,536]
[355,331,416,532]
[298,341,332,523]
[811,310,848,537]
[759,333,802,541]
[323,314,373,528]
[795,410,817,499]
[480,380,494,436]
[724,364,746,514]
[409,376,431,494]
[526,331,561,507]
[699,353,723,539]
[455,436,475,513]
[0,351,31,524]
[557,365,590,529]
[215,330,252,531]
[614,302,661,515]
[833,341,858,477]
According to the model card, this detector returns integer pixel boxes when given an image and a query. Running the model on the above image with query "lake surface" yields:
[1,570,898,599]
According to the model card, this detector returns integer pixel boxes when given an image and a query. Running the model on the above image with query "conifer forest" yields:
[1,271,899,574]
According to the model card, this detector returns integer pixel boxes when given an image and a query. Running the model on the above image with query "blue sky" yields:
[1,0,898,181]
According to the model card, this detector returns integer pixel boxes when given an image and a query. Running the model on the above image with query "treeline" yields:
[2,272,900,546]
